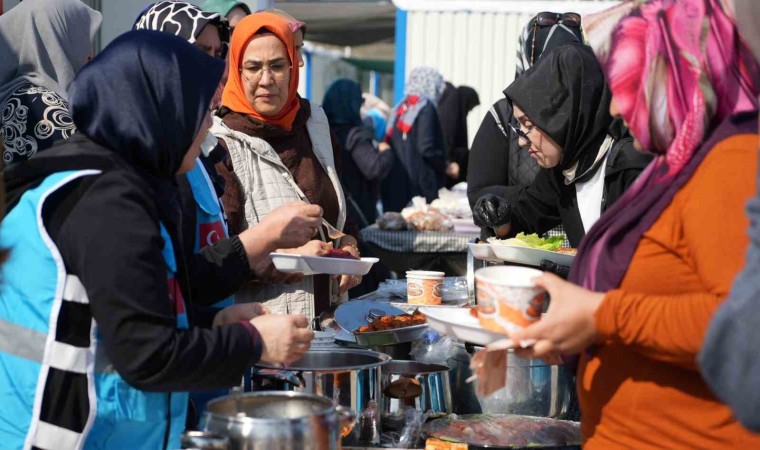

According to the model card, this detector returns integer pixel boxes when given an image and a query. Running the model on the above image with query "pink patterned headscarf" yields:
[569,0,759,291]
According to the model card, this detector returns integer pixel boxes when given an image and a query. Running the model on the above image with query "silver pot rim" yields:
[255,348,392,372]
[204,391,337,425]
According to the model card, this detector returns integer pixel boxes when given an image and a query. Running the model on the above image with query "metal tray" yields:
[351,323,429,346]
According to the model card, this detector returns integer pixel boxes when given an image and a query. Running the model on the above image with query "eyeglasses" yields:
[508,120,536,148]
[530,12,582,65]
[240,62,292,82]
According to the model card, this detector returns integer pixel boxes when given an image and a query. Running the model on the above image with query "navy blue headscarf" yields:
[68,30,224,180]
[322,79,363,127]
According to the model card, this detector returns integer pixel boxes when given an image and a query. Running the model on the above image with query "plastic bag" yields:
[411,329,456,365]
[377,212,409,231]
[392,407,428,449]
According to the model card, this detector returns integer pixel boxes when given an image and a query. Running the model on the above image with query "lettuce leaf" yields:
[489,233,565,251]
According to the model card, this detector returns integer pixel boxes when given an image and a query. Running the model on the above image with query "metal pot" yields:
[199,391,354,450]
[253,349,391,444]
[380,361,452,431]
[465,344,576,420]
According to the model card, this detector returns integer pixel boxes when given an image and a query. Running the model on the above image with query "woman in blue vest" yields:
[0,31,317,450]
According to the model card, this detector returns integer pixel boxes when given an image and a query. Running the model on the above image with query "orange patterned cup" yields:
[475,266,545,334]
[406,270,445,305]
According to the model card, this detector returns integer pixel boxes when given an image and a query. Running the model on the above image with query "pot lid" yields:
[334,300,405,334]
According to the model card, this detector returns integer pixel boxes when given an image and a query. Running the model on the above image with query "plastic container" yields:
[475,266,545,334]
[406,270,445,305]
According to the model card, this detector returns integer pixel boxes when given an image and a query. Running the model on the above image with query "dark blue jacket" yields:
[381,103,446,212]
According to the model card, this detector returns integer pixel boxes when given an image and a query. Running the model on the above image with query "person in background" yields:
[699,0,760,432]
[438,83,480,187]
[323,79,393,229]
[381,67,447,212]
[0,0,101,167]
[134,1,229,59]
[467,13,586,247]
[491,1,760,447]
[0,31,315,450]
[361,93,391,143]
[212,13,361,318]
[202,0,251,28]
[472,43,650,249]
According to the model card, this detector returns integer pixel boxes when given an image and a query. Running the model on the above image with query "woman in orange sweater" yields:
[507,0,760,448]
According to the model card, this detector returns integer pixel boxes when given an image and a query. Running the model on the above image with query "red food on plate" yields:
[323,248,359,260]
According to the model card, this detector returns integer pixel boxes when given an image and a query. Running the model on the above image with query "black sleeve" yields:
[467,107,513,208]
[414,105,447,175]
[55,171,261,392]
[177,171,252,305]
[347,127,394,181]
[188,236,251,305]
[501,169,563,236]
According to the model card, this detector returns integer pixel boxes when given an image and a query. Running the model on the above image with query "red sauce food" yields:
[323,248,359,260]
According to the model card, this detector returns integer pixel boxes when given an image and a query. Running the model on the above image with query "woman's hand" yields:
[336,236,362,295]
[213,303,269,328]
[509,273,605,362]
[472,194,512,237]
[277,240,332,257]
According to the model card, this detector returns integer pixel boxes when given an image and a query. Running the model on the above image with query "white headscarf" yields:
[0,0,102,104]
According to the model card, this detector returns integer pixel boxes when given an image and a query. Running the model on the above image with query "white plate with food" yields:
[468,242,502,263]
[419,306,505,346]
[488,233,575,267]
[270,251,379,276]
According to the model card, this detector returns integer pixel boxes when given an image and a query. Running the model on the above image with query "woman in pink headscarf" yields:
[477,0,760,448]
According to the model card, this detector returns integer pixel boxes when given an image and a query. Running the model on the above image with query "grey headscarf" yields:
[735,0,760,64]
[0,0,102,104]
[404,67,446,103]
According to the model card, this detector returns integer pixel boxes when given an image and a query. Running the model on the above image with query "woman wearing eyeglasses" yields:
[472,42,652,251]
[467,12,585,247]
[211,13,361,318]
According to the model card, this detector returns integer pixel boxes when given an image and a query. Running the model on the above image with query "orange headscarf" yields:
[222,12,300,131]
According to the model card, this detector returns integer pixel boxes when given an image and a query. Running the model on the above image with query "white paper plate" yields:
[490,244,575,267]
[419,306,505,346]
[270,253,379,276]
[468,242,502,263]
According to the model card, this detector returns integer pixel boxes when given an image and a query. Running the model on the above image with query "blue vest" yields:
[0,170,188,450]
[186,160,233,308]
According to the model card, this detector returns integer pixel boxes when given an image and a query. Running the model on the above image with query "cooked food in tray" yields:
[323,248,358,260]
[356,311,427,333]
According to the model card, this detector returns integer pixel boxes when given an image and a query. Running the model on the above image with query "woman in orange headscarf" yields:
[211,12,360,318]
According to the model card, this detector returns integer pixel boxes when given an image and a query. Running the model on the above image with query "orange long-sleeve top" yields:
[578,133,760,449]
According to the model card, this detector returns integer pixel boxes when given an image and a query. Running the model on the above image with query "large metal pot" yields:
[464,344,576,420]
[200,391,354,450]
[253,348,391,444]
[380,361,452,431]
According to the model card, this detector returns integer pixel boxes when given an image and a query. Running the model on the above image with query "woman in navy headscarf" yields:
[0,31,315,449]
[323,78,393,228]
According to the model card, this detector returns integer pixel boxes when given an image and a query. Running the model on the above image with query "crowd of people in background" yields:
[0,0,759,449]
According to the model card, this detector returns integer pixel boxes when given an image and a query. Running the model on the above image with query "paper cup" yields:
[406,270,445,305]
[475,266,545,334]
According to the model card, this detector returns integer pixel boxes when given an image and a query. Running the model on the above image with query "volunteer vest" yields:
[0,170,188,450]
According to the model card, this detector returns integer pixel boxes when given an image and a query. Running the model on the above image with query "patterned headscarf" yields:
[386,67,445,140]
[515,13,585,77]
[570,0,760,291]
[404,67,446,103]
[134,1,229,52]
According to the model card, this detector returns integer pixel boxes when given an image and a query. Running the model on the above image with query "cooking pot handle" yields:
[336,405,357,438]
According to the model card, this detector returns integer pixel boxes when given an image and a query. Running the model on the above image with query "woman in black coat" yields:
[381,67,447,212]
[323,78,393,228]
[472,44,652,249]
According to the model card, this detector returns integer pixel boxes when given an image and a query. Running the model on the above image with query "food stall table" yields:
[361,225,479,276]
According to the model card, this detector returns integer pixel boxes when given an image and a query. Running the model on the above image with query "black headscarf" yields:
[505,43,611,177]
[438,83,480,160]
[69,30,224,182]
